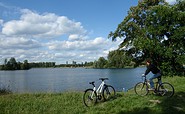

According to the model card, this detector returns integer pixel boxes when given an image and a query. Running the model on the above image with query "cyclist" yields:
[144,59,162,90]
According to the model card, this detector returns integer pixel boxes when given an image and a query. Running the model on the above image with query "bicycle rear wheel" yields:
[134,82,149,96]
[158,82,174,97]
[83,89,97,107]
[103,85,116,101]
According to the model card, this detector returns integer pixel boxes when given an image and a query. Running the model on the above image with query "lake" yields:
[0,67,149,93]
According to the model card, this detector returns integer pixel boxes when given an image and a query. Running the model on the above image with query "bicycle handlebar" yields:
[141,74,147,81]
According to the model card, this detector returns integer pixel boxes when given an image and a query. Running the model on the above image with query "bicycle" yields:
[134,75,174,98]
[83,78,116,107]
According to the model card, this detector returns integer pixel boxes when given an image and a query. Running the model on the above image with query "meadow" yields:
[0,76,185,114]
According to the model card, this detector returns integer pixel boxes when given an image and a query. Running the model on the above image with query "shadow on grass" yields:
[116,92,185,114]
[95,92,123,105]
[159,91,185,114]
[117,107,153,114]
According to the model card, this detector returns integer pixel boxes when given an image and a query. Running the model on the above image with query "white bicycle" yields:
[83,78,116,107]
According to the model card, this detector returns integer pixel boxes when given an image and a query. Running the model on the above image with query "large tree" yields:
[109,0,185,75]
[107,50,132,68]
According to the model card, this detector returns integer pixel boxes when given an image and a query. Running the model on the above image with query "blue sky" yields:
[0,0,176,64]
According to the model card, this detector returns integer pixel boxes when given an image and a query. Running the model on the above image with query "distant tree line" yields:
[0,55,133,70]
[0,57,30,70]
[56,61,94,68]
[0,57,56,70]
[29,62,56,68]
[0,57,94,70]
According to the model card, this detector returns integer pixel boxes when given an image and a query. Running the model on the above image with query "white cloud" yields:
[47,37,109,51]
[44,36,120,63]
[69,34,79,41]
[0,35,41,49]
[68,34,87,41]
[0,8,120,64]
[2,9,87,38]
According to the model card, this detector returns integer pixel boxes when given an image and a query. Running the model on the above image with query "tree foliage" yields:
[107,50,132,68]
[0,57,94,70]
[93,50,133,69]
[93,57,108,68]
[0,57,30,70]
[0,57,56,70]
[109,0,185,75]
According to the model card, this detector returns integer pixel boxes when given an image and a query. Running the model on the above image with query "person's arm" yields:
[145,65,151,75]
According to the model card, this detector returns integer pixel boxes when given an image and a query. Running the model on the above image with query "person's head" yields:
[146,59,151,66]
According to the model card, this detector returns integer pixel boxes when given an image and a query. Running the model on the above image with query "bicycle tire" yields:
[83,89,97,107]
[134,82,149,96]
[103,85,116,101]
[158,82,174,98]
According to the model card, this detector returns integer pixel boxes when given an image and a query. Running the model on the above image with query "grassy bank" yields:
[0,76,185,114]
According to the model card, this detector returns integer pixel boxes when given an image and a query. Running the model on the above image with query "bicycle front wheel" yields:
[83,89,97,107]
[103,85,116,101]
[158,82,174,97]
[134,82,149,96]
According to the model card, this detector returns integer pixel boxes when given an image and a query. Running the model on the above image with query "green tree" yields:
[9,57,18,70]
[107,50,132,68]
[93,57,108,68]
[109,0,185,75]
[21,60,30,70]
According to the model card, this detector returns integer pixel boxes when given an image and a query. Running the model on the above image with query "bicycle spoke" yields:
[135,82,148,96]
[103,85,115,101]
[83,89,97,107]
[158,82,174,97]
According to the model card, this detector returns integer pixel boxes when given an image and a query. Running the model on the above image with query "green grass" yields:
[0,76,185,114]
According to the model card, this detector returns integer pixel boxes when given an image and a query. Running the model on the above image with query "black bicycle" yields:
[134,75,174,97]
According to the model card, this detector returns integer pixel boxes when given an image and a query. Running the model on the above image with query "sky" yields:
[0,0,176,64]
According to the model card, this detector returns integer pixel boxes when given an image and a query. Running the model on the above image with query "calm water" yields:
[0,67,148,93]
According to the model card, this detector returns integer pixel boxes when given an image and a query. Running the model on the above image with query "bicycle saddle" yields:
[99,78,109,81]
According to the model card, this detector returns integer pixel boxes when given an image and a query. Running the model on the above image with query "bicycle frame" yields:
[154,81,160,90]
[90,80,106,99]
[142,75,161,91]
[142,76,150,88]
[96,81,105,95]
